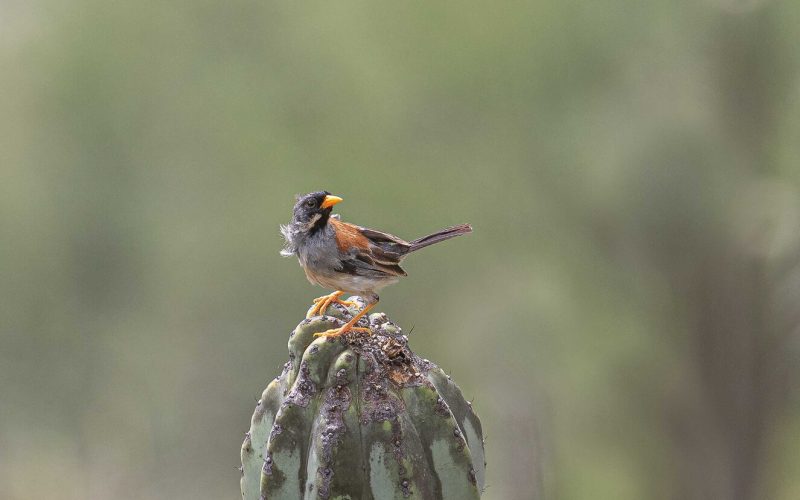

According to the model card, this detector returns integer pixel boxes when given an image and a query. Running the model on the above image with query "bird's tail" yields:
[408,223,473,253]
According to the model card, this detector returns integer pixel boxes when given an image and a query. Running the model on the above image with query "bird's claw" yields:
[306,291,358,319]
[313,326,371,338]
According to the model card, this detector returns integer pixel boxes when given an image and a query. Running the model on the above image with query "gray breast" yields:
[297,227,341,276]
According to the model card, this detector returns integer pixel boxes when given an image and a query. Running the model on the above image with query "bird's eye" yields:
[306,199,316,208]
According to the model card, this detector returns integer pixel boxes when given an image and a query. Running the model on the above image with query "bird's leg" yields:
[314,300,376,338]
[306,291,358,319]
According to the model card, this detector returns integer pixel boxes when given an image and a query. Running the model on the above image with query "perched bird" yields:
[281,191,472,337]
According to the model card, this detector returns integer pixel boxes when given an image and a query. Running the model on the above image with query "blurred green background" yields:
[2,1,800,499]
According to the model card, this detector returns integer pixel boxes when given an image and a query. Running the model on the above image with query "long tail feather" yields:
[408,223,472,252]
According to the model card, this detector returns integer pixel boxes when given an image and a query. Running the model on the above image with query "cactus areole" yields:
[240,298,486,499]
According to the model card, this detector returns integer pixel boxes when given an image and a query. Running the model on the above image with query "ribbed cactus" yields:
[241,298,485,499]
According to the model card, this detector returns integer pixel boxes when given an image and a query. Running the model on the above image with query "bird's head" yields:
[290,191,343,232]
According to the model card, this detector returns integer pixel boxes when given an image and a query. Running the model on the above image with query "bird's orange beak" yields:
[321,195,343,209]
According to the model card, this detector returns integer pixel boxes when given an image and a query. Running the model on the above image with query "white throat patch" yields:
[302,213,322,230]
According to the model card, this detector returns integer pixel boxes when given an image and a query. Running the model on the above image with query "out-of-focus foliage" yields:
[1,1,799,499]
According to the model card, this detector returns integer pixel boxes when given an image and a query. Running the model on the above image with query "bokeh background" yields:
[2,1,800,499]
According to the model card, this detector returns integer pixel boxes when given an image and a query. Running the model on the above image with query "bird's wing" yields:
[330,219,409,277]
[346,252,407,277]
[356,227,411,263]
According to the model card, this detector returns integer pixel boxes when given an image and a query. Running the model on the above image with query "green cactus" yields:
[241,298,485,499]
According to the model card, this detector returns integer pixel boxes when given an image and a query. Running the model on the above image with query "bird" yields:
[280,191,472,338]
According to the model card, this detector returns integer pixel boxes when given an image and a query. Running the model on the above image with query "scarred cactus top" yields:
[241,298,485,499]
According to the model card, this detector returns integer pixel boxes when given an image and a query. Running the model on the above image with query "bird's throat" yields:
[309,211,331,234]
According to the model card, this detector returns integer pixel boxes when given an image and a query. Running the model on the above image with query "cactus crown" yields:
[241,298,485,499]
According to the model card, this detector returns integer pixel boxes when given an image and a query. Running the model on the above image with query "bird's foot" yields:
[314,326,371,338]
[312,300,376,337]
[306,291,358,319]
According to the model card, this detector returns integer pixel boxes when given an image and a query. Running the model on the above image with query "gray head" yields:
[280,191,343,256]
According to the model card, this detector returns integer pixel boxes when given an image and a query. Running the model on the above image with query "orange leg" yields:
[306,291,358,319]
[314,301,376,337]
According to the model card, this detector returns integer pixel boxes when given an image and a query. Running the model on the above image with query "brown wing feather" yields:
[357,226,409,246]
[357,226,411,261]
[331,219,409,277]
[354,252,407,277]
[330,218,370,252]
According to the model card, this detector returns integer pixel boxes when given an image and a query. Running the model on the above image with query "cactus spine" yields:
[241,298,485,499]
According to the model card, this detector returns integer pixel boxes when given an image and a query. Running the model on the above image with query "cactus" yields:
[241,297,485,499]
